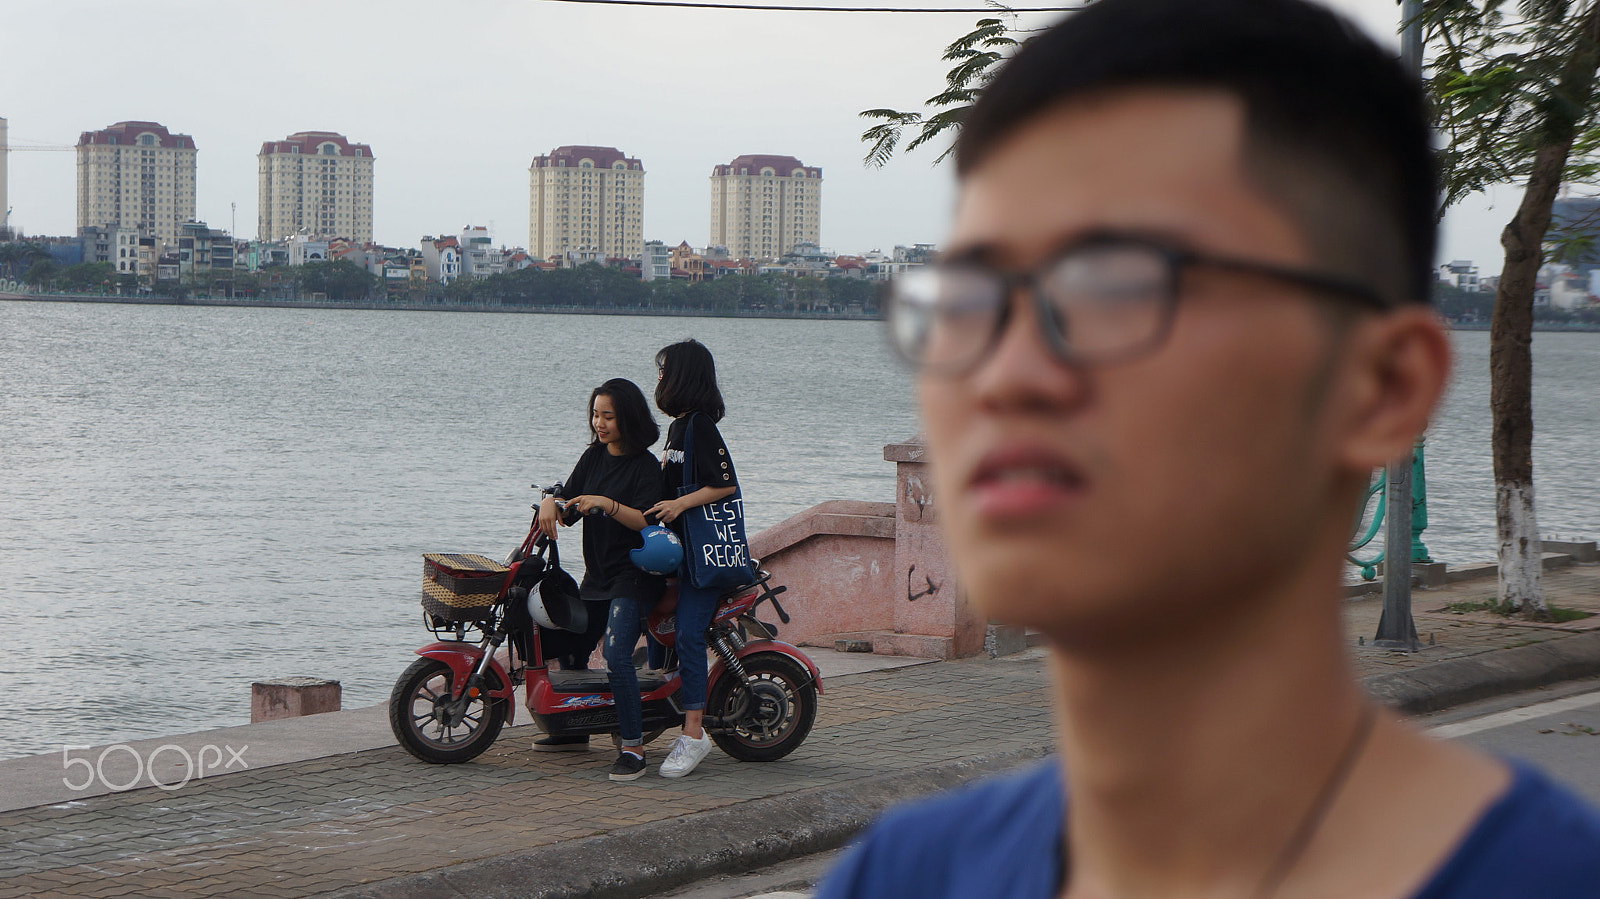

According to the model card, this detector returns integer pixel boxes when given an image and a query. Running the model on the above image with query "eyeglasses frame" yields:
[884,232,1396,375]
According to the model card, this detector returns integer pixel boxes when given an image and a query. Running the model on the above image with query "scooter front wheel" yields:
[389,657,507,764]
[707,652,817,762]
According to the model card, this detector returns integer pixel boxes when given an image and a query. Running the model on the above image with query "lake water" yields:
[0,301,1595,759]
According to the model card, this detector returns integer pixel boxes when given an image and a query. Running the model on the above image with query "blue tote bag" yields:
[677,413,756,590]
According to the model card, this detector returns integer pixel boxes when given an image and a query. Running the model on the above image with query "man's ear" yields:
[1334,306,1451,471]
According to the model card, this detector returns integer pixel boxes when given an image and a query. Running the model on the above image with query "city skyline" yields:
[63,124,834,262]
[69,127,839,264]
[2,0,1508,268]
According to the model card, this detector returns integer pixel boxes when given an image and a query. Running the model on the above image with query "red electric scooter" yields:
[389,483,822,765]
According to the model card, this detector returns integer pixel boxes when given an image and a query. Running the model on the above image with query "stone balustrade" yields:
[748,436,1004,660]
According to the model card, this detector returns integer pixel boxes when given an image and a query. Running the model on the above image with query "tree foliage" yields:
[294,260,380,300]
[1427,0,1600,210]
[436,263,878,314]
[0,243,52,280]
[1434,282,1498,319]
[859,7,1023,167]
[22,259,61,287]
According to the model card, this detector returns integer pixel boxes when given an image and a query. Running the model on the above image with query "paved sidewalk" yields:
[0,563,1596,899]
[1350,563,1600,711]
[1350,562,1600,667]
[0,654,1049,899]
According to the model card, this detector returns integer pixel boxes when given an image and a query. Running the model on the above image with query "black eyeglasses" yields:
[884,234,1393,374]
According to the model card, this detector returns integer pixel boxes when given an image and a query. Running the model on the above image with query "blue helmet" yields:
[630,525,684,576]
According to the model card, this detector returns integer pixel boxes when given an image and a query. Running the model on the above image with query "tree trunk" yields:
[1487,4,1600,616]
[1491,142,1569,615]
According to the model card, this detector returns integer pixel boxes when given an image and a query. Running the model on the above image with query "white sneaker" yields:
[658,732,714,778]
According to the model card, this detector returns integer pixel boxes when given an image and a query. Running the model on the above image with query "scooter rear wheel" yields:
[707,652,817,762]
[390,657,507,764]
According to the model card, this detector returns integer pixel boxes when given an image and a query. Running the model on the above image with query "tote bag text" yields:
[695,498,748,569]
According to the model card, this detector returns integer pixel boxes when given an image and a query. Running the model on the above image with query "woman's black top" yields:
[661,414,738,546]
[662,414,738,494]
[558,444,665,603]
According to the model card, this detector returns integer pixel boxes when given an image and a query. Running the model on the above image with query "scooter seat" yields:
[547,668,670,693]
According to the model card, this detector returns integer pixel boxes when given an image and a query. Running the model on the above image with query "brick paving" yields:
[1347,564,1600,677]
[0,656,1053,899]
[1,563,1594,898]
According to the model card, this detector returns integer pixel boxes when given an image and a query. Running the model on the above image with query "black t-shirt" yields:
[558,444,666,602]
[662,413,738,496]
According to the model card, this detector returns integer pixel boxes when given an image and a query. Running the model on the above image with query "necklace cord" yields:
[1253,703,1379,898]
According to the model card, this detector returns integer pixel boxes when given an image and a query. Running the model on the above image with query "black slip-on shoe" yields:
[608,752,647,782]
[533,734,590,752]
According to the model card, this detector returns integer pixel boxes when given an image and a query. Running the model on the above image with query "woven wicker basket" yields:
[421,553,510,622]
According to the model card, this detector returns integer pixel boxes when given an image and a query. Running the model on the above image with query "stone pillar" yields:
[883,436,986,658]
[251,677,341,723]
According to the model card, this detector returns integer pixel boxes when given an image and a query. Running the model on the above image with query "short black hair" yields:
[956,0,1437,306]
[655,339,726,422]
[590,378,659,454]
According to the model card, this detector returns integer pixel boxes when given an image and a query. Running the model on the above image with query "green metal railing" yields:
[1347,438,1432,580]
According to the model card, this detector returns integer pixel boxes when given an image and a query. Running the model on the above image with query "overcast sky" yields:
[2,0,1509,269]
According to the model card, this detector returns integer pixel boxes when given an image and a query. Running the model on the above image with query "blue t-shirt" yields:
[816,758,1600,898]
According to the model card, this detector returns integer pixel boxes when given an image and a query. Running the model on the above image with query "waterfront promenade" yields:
[2,561,1599,899]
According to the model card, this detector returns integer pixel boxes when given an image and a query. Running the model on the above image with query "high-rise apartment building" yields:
[709,155,822,261]
[76,121,197,248]
[258,131,374,242]
[528,146,644,263]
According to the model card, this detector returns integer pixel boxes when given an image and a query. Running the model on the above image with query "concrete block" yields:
[839,630,952,659]
[1542,539,1597,563]
[252,677,341,723]
[1543,552,1576,571]
[984,624,1028,658]
[1343,579,1383,598]
[1412,562,1449,588]
[1444,562,1498,583]
[882,439,928,464]
[1430,554,1576,588]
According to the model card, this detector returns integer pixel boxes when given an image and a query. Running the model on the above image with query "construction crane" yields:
[0,141,75,231]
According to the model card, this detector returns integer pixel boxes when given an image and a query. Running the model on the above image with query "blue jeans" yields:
[673,580,720,713]
[646,631,667,671]
[603,595,650,745]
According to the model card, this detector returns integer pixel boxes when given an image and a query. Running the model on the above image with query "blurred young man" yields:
[818,0,1600,896]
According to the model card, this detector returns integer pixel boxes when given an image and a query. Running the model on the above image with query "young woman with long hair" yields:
[536,377,664,782]
[646,339,740,779]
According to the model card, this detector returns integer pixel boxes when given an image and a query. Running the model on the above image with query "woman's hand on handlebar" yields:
[537,496,566,538]
[566,494,615,518]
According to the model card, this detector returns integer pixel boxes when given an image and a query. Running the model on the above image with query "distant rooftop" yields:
[531,145,643,171]
[77,121,195,150]
[712,154,821,178]
[260,131,373,158]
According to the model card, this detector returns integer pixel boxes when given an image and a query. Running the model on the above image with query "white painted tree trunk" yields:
[1496,480,1544,612]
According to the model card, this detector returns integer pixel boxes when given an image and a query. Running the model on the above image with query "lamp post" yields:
[1375,0,1427,651]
